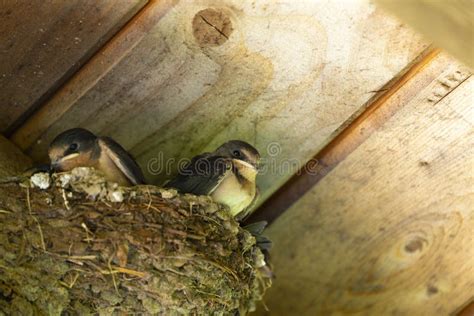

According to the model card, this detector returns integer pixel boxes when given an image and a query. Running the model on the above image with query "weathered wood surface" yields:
[0,0,146,133]
[0,136,31,178]
[9,0,177,149]
[376,0,474,69]
[14,0,427,206]
[257,54,473,315]
[248,48,441,225]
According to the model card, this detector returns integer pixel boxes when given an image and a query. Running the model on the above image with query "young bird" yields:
[165,140,260,220]
[48,128,145,186]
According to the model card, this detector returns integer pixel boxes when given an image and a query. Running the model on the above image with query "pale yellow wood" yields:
[0,136,32,178]
[20,0,427,206]
[376,0,474,68]
[258,55,473,315]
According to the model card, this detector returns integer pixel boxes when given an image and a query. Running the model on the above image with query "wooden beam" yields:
[247,47,442,225]
[376,0,474,68]
[11,1,428,211]
[258,54,473,315]
[10,0,177,151]
[0,0,147,134]
[456,300,474,316]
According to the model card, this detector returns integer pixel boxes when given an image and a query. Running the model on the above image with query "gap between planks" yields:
[246,46,443,226]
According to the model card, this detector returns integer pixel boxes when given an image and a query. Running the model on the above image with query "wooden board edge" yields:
[246,46,445,225]
[10,0,178,151]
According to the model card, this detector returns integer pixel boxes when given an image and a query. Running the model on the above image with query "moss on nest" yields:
[0,168,271,315]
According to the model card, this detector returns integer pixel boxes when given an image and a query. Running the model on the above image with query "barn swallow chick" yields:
[48,128,145,186]
[165,140,260,220]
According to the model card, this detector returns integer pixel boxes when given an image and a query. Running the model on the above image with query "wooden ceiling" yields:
[5,0,427,207]
[1,1,472,314]
[257,52,474,315]
[0,0,146,134]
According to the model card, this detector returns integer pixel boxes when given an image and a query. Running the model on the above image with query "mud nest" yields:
[0,168,271,315]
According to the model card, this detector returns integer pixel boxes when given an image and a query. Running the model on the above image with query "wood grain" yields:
[256,55,473,315]
[10,0,176,148]
[247,47,441,225]
[376,0,474,69]
[15,1,428,207]
[0,0,147,133]
[0,136,31,178]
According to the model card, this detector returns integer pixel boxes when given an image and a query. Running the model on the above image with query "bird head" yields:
[48,128,98,172]
[214,140,261,170]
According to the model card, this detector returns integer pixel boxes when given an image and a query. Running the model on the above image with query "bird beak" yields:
[51,153,80,170]
[235,159,259,172]
[61,153,80,161]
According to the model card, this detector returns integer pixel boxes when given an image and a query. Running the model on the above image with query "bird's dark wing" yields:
[243,220,274,278]
[98,137,146,185]
[242,220,267,236]
[165,154,232,195]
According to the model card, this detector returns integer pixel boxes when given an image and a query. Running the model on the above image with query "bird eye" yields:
[69,143,78,151]
[232,150,241,158]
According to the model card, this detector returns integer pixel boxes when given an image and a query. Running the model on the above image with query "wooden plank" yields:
[257,55,473,315]
[376,0,474,69]
[0,0,147,133]
[16,1,428,202]
[10,0,177,149]
[247,47,441,225]
[456,301,474,316]
[0,136,31,178]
